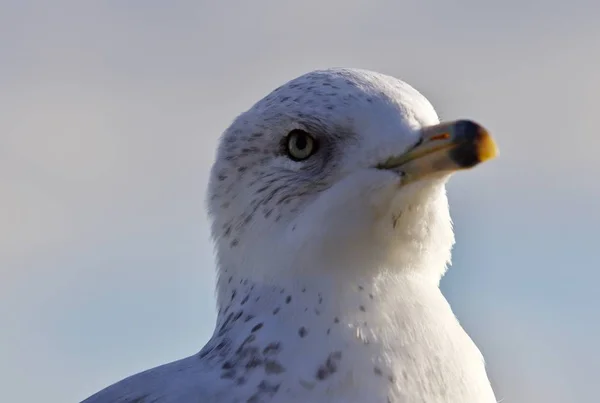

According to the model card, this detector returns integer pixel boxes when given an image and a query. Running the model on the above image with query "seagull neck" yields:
[206,269,479,402]
[214,268,447,339]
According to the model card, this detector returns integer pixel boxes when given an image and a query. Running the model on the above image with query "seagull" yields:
[82,68,498,403]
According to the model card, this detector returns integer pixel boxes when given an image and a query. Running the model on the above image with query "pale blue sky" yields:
[1,2,599,402]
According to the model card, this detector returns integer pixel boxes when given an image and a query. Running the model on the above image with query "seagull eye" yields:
[285,130,317,161]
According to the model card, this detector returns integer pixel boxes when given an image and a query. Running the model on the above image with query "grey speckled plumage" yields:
[82,68,497,403]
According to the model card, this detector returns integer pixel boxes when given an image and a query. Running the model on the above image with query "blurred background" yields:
[1,1,598,402]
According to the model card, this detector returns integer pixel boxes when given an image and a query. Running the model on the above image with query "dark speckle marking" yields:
[285,296,292,304]
[374,366,383,376]
[221,369,236,379]
[272,307,280,315]
[316,351,342,380]
[251,323,264,332]
[246,355,263,369]
[241,295,249,305]
[298,327,308,338]
[359,305,366,312]
[244,314,255,322]
[218,312,234,336]
[199,345,213,359]
[316,367,328,380]
[263,342,281,355]
[334,317,339,323]
[264,359,286,374]
[236,334,256,354]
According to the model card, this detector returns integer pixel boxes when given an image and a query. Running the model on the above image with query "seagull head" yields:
[207,68,497,294]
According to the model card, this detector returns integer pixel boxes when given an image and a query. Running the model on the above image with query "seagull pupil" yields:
[295,135,307,150]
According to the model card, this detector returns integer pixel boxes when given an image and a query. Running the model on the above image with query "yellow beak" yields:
[378,120,498,184]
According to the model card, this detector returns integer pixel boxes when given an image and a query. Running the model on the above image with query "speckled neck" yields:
[198,270,484,402]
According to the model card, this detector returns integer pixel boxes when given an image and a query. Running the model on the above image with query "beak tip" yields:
[476,127,499,161]
[450,120,499,168]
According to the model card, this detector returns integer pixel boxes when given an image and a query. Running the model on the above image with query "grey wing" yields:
[80,353,230,403]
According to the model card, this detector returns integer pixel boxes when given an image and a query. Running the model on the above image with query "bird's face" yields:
[207,69,496,284]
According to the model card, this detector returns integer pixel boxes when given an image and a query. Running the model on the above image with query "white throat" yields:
[203,261,494,403]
